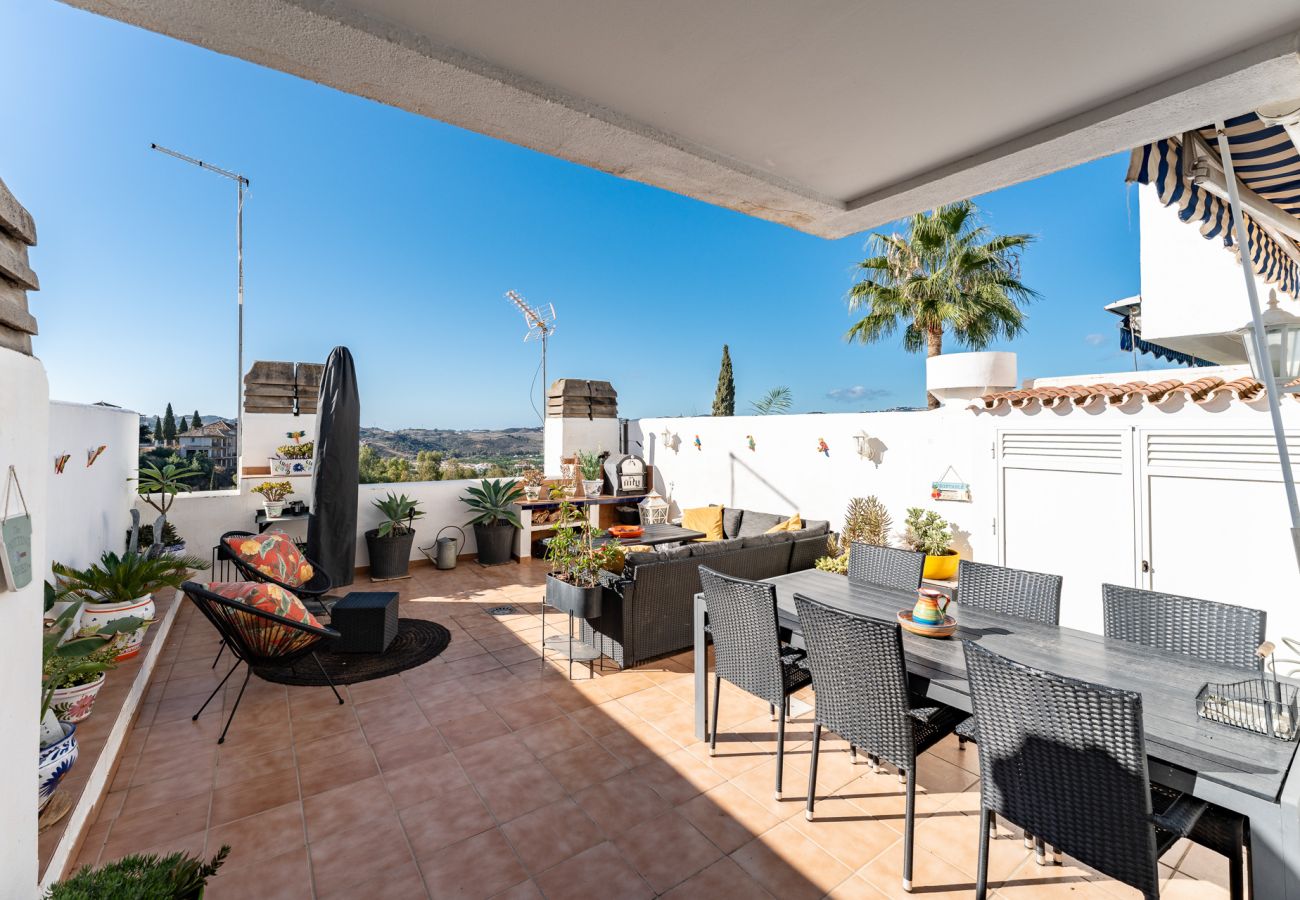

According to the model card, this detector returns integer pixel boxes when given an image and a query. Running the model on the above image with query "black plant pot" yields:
[474,523,517,567]
[545,574,603,618]
[364,528,415,580]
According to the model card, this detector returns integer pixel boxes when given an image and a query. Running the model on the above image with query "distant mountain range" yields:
[360,427,542,460]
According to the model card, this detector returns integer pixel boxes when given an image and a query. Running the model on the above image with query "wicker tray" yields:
[1195,678,1299,741]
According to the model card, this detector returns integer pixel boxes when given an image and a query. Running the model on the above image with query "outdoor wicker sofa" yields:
[582,508,829,668]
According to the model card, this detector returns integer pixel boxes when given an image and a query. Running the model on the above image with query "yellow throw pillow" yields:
[766,513,803,533]
[682,506,725,541]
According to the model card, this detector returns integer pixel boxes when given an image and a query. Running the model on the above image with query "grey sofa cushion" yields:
[721,507,745,539]
[800,520,830,538]
[737,510,785,537]
[691,537,743,557]
[624,544,692,569]
[742,531,792,549]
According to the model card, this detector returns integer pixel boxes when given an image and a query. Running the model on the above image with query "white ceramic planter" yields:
[39,721,78,812]
[581,479,603,497]
[263,500,286,518]
[82,594,155,661]
[269,457,314,476]
[51,672,107,723]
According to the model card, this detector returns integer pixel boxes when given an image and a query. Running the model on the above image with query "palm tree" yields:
[750,387,793,415]
[846,200,1037,408]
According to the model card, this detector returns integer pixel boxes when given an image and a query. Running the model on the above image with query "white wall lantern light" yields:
[1238,291,1300,393]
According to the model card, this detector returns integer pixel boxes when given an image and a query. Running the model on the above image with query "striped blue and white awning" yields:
[1127,112,1300,299]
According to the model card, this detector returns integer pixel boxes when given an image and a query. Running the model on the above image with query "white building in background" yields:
[176,420,238,469]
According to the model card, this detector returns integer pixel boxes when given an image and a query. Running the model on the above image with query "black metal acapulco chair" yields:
[846,542,925,591]
[794,594,969,894]
[699,566,812,802]
[219,530,336,618]
[183,582,343,744]
[962,641,1228,900]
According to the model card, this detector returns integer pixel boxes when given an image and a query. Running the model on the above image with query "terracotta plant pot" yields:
[82,594,155,661]
[51,672,107,723]
[921,550,959,581]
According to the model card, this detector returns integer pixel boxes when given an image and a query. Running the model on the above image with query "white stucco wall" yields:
[46,402,138,572]
[0,348,48,896]
[242,411,317,468]
[1138,184,1300,344]
[543,417,621,474]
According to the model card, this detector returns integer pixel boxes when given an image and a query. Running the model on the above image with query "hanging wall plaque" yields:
[0,466,33,590]
[931,465,972,502]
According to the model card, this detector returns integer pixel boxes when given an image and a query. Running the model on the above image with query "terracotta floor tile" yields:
[207,802,306,868]
[516,715,592,758]
[857,838,978,899]
[574,771,672,836]
[308,814,415,898]
[824,874,891,898]
[206,847,313,900]
[289,705,360,747]
[630,749,725,806]
[500,798,605,874]
[370,724,448,771]
[438,708,511,750]
[420,828,528,900]
[297,745,380,798]
[355,696,430,745]
[399,782,495,861]
[539,740,626,794]
[209,769,301,826]
[613,809,723,892]
[730,822,853,900]
[101,791,211,858]
[532,841,653,900]
[474,759,567,823]
[495,694,565,730]
[678,783,782,855]
[302,773,395,841]
[661,856,776,900]
[790,795,900,870]
[455,731,531,782]
[117,770,213,821]
[214,746,298,789]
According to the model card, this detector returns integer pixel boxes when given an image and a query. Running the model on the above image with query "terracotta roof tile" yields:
[971,375,1284,412]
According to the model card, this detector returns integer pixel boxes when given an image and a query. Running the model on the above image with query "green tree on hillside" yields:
[191,411,202,431]
[162,404,177,444]
[153,417,162,444]
[712,344,734,416]
[415,450,445,481]
[846,200,1037,408]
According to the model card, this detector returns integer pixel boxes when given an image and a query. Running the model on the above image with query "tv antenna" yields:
[506,290,557,422]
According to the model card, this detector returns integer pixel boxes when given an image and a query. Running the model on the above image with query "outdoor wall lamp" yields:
[1238,291,1300,393]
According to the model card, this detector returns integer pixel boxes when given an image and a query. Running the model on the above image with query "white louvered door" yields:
[996,429,1136,635]
[1138,428,1300,642]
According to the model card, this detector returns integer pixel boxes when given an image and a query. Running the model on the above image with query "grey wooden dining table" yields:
[692,568,1300,897]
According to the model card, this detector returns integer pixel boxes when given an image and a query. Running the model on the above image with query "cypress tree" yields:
[153,416,162,444]
[162,404,176,443]
[192,410,202,430]
[711,344,735,416]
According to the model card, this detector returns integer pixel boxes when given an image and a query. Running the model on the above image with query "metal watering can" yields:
[420,525,465,570]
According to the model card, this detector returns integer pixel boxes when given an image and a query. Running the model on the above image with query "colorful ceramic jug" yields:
[912,588,951,626]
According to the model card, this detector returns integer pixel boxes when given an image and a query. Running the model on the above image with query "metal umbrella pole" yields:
[150,143,250,465]
[1213,122,1300,567]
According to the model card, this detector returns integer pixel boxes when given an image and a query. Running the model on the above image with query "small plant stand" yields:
[540,603,602,680]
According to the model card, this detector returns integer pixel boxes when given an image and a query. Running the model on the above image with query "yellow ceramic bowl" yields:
[922,551,959,581]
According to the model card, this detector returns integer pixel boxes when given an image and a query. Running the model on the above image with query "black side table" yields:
[331,591,399,653]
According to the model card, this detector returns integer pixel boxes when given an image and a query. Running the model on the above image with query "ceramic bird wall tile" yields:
[693,435,702,451]
[746,435,756,452]
[817,437,830,457]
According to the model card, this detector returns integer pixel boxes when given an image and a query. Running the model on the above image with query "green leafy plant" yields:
[461,479,524,528]
[134,460,204,519]
[124,521,183,553]
[372,492,425,537]
[250,481,294,503]
[48,845,231,900]
[750,386,792,415]
[900,507,953,557]
[826,496,893,560]
[41,596,142,722]
[575,450,604,481]
[545,500,624,588]
[814,552,849,575]
[276,441,314,459]
[53,551,209,606]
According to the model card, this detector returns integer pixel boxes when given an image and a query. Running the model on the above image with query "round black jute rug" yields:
[258,618,451,686]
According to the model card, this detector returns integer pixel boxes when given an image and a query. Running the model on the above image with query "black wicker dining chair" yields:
[183,582,343,744]
[846,542,925,591]
[1102,583,1266,671]
[1102,583,1260,899]
[962,640,1233,900]
[795,594,968,894]
[699,566,812,801]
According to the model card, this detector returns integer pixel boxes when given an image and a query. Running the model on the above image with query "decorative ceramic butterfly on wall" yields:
[285,430,307,443]
[86,446,107,467]
[53,454,71,474]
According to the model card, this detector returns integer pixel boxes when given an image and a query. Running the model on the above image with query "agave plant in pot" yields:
[365,493,425,580]
[544,500,624,619]
[461,478,523,567]
[901,507,958,581]
[53,550,207,660]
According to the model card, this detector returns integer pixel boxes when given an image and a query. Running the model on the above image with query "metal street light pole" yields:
[150,143,250,468]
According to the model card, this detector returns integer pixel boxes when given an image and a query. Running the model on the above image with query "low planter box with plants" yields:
[814,499,958,580]
[543,499,624,619]
[251,480,294,518]
[461,478,523,567]
[365,492,424,581]
[270,440,314,476]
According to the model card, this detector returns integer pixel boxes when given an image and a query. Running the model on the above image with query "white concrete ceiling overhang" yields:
[60,0,1300,237]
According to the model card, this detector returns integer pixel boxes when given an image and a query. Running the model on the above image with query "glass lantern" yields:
[640,491,669,526]
[1239,292,1300,392]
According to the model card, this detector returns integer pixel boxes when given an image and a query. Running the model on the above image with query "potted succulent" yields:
[270,440,315,476]
[48,845,230,899]
[365,492,425,580]
[521,468,546,501]
[133,460,202,555]
[576,450,604,497]
[901,507,958,581]
[461,478,523,567]
[544,500,624,618]
[53,550,207,660]
[251,480,294,517]
[816,496,893,576]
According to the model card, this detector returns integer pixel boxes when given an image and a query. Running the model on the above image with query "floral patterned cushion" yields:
[225,533,314,587]
[208,581,323,629]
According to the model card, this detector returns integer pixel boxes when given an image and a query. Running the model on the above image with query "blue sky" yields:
[4,2,1166,429]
